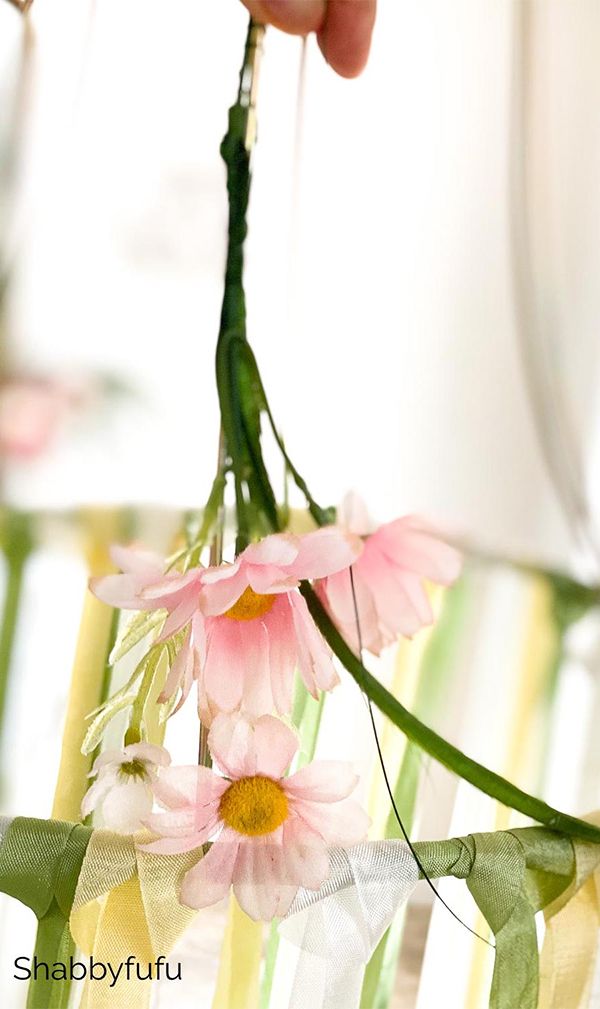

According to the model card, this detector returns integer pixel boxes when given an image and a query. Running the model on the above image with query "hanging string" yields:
[348,566,495,949]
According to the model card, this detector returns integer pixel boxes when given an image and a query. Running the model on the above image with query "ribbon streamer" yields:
[70,828,198,1009]
[280,841,419,1009]
[281,829,591,1009]
[539,814,600,1009]
[0,815,93,1009]
[1,817,600,1009]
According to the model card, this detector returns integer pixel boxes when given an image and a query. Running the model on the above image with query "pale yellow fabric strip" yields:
[52,510,121,822]
[466,576,558,1009]
[211,894,263,1009]
[71,830,198,1009]
[538,816,600,1009]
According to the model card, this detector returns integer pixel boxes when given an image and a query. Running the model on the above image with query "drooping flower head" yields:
[195,528,362,719]
[143,714,369,921]
[319,492,462,655]
[91,528,362,724]
[81,742,171,835]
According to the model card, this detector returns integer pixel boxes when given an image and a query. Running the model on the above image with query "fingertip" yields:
[244,0,326,36]
[318,0,376,79]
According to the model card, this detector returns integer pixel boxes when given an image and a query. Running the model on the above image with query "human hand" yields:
[240,1,376,78]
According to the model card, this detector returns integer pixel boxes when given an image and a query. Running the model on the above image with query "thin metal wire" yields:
[348,567,494,949]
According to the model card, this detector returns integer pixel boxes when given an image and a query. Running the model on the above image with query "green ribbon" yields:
[415,827,576,1009]
[0,816,93,1009]
[0,817,595,1009]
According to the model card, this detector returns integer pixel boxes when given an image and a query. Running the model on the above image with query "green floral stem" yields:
[216,22,600,849]
[301,583,600,845]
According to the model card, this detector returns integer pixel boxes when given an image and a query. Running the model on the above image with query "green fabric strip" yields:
[0,816,595,1009]
[413,827,577,1009]
[0,817,93,1009]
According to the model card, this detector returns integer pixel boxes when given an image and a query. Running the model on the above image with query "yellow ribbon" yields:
[70,829,198,1009]
[211,894,263,1009]
[52,509,122,822]
[538,813,600,1009]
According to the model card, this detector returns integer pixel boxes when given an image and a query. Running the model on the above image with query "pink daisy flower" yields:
[196,528,362,719]
[91,528,361,722]
[319,492,462,655]
[143,714,369,921]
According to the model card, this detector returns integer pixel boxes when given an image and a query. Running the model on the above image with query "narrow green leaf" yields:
[81,692,137,755]
[109,610,165,665]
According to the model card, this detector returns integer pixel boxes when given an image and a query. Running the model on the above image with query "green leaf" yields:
[81,692,137,755]
[109,610,165,665]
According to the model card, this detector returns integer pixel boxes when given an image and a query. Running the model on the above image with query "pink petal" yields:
[282,817,330,890]
[395,571,434,626]
[197,677,220,728]
[144,808,204,835]
[89,573,147,610]
[265,596,297,714]
[145,810,218,844]
[246,565,299,594]
[203,619,245,711]
[358,548,426,641]
[232,840,287,921]
[284,761,359,803]
[158,632,192,703]
[109,545,165,578]
[241,620,274,719]
[151,765,226,810]
[337,491,373,536]
[319,568,380,655]
[243,534,299,568]
[140,569,201,601]
[290,527,363,580]
[375,519,462,585]
[289,592,339,696]
[191,611,207,664]
[180,834,239,909]
[170,646,198,715]
[252,715,298,778]
[293,797,371,847]
[198,566,248,616]
[157,592,199,640]
[208,713,255,778]
[208,713,297,779]
[201,559,242,585]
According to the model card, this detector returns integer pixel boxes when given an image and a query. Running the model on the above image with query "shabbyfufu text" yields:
[14,956,182,987]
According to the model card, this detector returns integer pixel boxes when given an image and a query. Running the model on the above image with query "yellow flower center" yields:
[224,586,276,622]
[219,776,289,836]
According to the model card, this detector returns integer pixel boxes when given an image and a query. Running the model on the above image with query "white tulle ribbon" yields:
[279,840,419,1009]
[0,816,13,846]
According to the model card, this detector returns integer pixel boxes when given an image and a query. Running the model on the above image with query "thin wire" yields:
[348,567,495,950]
